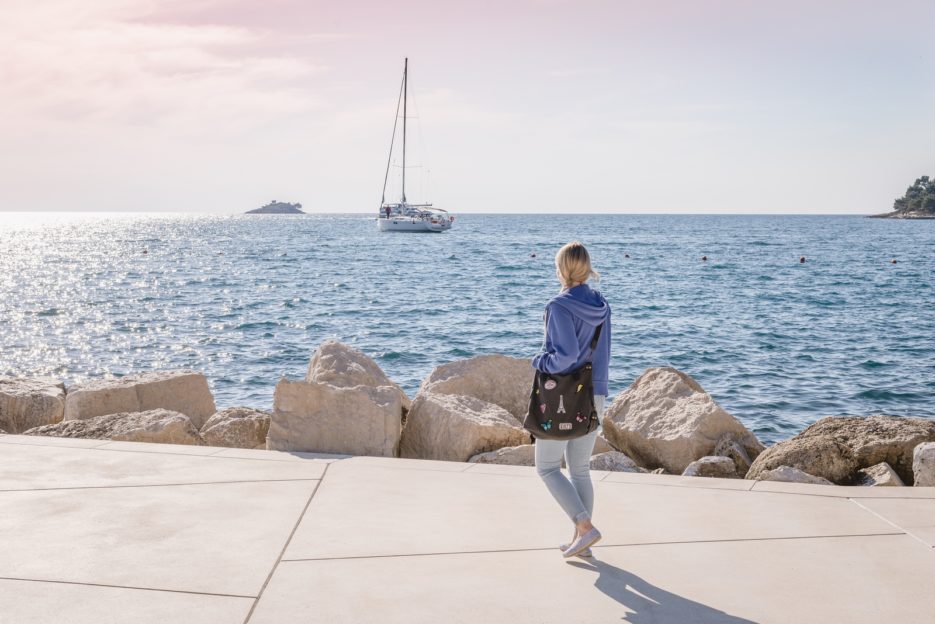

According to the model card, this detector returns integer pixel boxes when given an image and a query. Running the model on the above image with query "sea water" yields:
[1,212,932,444]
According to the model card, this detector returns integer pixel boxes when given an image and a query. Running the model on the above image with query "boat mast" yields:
[380,67,404,209]
[401,57,408,204]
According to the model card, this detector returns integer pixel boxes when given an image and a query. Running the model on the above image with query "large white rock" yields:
[417,354,534,421]
[855,462,905,487]
[0,376,66,434]
[590,451,647,473]
[602,367,764,474]
[201,407,270,449]
[400,392,530,462]
[306,340,410,412]
[755,465,832,485]
[64,370,216,429]
[24,409,205,445]
[469,444,536,466]
[747,415,935,484]
[682,455,738,479]
[913,442,935,487]
[269,378,402,457]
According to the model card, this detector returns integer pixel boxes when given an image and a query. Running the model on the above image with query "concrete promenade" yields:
[1,433,934,623]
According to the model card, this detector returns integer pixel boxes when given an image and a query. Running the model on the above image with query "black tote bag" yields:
[523,323,602,441]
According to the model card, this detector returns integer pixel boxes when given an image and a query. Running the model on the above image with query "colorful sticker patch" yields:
[540,403,547,414]
[542,420,552,431]
[576,384,584,393]
[544,379,557,391]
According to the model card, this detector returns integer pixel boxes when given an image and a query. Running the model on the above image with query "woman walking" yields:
[531,241,611,559]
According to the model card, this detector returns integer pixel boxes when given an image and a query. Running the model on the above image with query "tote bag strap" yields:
[586,322,603,363]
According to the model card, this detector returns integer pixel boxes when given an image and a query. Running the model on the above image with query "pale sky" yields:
[1,0,933,214]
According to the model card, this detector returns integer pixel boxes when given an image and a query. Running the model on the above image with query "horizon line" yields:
[0,210,887,217]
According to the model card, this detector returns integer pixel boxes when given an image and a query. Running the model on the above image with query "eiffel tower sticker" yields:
[557,395,566,414]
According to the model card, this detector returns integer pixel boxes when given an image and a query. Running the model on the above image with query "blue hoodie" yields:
[532,283,612,396]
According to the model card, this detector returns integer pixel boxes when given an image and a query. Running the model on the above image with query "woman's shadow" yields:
[566,557,759,624]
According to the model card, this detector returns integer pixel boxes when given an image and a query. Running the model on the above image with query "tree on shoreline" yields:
[893,175,935,215]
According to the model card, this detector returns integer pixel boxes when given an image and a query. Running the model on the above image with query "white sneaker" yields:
[563,528,601,558]
[559,542,593,557]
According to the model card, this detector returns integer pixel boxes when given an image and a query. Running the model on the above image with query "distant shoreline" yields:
[868,210,935,220]
[1,210,917,218]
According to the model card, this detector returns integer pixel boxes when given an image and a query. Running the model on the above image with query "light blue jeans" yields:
[534,395,605,524]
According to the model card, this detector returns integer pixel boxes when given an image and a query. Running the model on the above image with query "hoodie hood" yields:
[547,283,609,327]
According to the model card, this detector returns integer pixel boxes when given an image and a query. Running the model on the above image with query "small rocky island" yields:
[871,175,935,219]
[246,200,305,215]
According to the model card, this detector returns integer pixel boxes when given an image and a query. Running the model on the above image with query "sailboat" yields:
[378,58,455,233]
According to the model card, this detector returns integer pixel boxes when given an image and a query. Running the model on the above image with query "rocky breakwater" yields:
[267,340,409,456]
[26,409,205,445]
[7,349,935,487]
[64,370,216,429]
[400,355,532,462]
[201,407,270,449]
[443,364,762,476]
[23,402,271,449]
[0,376,66,433]
[601,367,765,478]
[7,369,272,449]
[746,415,935,486]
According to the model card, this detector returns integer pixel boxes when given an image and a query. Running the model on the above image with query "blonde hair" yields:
[555,241,599,289]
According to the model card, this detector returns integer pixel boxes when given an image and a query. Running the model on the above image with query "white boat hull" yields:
[377,216,452,232]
